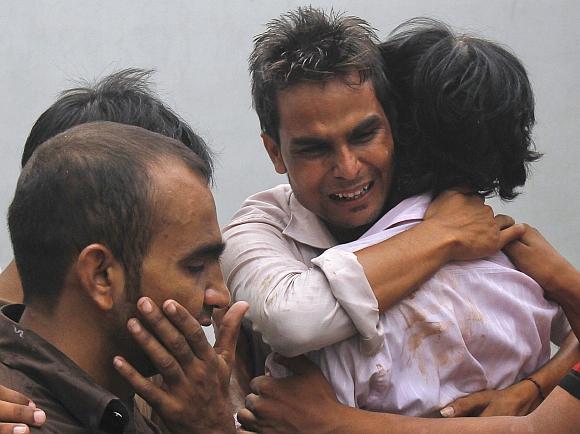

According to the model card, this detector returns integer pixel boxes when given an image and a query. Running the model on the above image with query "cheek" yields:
[171,288,205,319]
[287,162,327,196]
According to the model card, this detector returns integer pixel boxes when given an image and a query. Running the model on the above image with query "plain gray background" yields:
[1,0,578,274]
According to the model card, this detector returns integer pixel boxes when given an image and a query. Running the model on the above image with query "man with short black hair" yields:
[224,6,577,423]
[0,68,213,306]
[0,122,243,434]
[223,4,521,375]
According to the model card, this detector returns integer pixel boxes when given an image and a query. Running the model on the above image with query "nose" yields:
[333,145,360,180]
[203,264,231,310]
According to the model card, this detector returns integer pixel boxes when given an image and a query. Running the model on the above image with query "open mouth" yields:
[329,182,373,202]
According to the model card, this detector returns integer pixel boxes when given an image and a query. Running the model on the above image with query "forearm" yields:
[551,271,580,339]
[333,405,532,434]
[222,224,374,355]
[356,219,453,311]
[529,332,580,397]
[526,386,580,434]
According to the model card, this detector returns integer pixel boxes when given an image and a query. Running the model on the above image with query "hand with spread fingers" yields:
[0,385,46,434]
[113,297,249,434]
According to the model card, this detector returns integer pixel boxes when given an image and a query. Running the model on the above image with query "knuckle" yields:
[244,394,256,412]
[158,356,178,372]
[190,325,205,342]
[138,332,154,347]
[168,335,188,353]
[138,380,158,401]
[12,405,28,422]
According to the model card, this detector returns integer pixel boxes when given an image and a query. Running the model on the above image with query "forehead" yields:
[275,77,385,141]
[149,160,221,253]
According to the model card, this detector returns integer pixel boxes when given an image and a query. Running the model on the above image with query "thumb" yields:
[274,354,318,376]
[214,301,249,366]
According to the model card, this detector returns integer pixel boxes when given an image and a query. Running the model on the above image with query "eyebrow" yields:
[349,114,383,139]
[290,136,329,148]
[290,114,385,148]
[180,241,226,264]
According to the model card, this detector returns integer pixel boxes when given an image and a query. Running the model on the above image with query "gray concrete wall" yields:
[1,0,578,272]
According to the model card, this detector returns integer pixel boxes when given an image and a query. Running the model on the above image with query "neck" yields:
[328,197,399,244]
[328,224,372,244]
[19,296,134,400]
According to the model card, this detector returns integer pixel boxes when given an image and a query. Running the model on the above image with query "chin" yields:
[339,210,383,230]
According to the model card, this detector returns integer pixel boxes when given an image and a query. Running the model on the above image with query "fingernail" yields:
[128,318,141,332]
[13,426,27,434]
[139,298,153,314]
[28,400,35,408]
[164,300,177,315]
[113,356,123,368]
[440,406,454,417]
[33,409,46,425]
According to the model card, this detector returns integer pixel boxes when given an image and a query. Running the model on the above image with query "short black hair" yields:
[9,121,209,307]
[250,6,396,142]
[21,68,214,181]
[381,18,540,200]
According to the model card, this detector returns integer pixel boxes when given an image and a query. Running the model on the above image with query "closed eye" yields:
[291,142,331,158]
[350,128,379,144]
[186,262,205,274]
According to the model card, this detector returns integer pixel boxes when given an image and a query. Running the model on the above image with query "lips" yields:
[329,181,373,202]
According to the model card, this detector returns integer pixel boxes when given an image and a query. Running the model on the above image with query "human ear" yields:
[262,132,287,174]
[76,244,125,311]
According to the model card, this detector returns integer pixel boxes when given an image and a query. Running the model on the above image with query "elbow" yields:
[256,309,326,357]
[268,331,317,358]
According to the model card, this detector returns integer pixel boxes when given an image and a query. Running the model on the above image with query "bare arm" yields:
[504,225,580,338]
[358,191,522,311]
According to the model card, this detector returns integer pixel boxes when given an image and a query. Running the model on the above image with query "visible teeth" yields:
[331,183,371,201]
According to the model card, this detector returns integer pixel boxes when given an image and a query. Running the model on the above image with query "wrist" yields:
[418,219,456,263]
[524,377,546,402]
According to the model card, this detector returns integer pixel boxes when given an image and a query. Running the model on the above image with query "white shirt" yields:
[221,184,383,357]
[304,194,570,416]
[268,196,570,416]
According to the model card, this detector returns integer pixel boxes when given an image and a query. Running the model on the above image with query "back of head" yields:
[381,18,539,200]
[250,6,395,142]
[21,68,214,181]
[9,121,209,308]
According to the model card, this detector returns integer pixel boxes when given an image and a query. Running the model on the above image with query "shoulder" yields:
[223,184,293,234]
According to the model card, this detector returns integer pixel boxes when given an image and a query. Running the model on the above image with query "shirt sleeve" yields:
[221,218,383,357]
